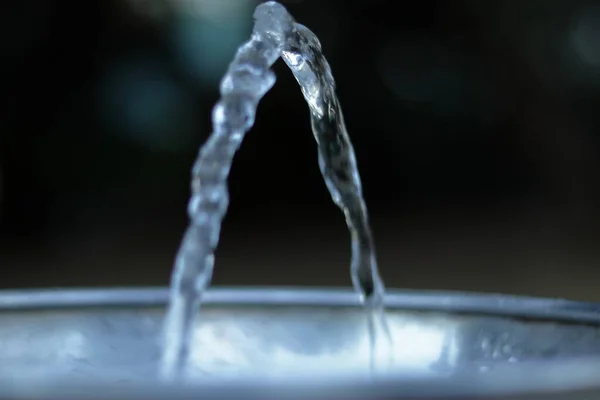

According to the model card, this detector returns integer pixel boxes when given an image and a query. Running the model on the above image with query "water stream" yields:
[160,1,391,381]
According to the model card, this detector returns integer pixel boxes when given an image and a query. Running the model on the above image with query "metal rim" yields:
[0,286,598,323]
[0,286,600,399]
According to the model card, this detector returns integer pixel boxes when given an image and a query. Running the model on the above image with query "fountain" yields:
[160,1,390,380]
[0,2,599,399]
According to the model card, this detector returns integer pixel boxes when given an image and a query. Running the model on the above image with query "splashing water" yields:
[161,1,392,381]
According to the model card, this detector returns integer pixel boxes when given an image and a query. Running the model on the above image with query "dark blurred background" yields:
[1,0,600,300]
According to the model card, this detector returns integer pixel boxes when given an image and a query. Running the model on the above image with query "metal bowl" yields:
[0,287,599,399]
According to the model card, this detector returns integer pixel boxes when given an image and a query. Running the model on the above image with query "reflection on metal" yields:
[0,287,600,399]
[184,309,454,380]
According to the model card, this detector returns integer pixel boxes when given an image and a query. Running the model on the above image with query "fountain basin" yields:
[0,287,599,399]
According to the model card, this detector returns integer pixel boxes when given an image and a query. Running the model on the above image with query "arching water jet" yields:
[160,2,391,380]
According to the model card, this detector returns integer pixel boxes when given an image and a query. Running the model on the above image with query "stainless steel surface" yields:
[0,287,600,399]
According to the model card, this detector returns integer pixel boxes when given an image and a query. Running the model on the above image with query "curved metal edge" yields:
[0,286,598,323]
